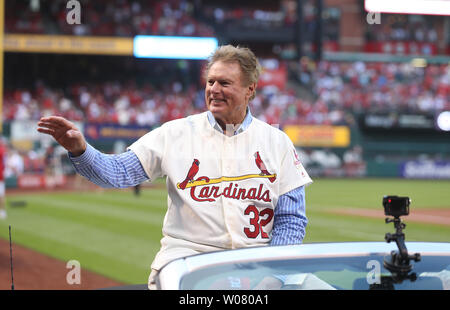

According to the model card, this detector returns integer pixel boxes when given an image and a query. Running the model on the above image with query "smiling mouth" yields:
[210,99,226,105]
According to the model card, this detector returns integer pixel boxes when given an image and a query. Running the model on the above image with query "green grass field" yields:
[1,178,449,284]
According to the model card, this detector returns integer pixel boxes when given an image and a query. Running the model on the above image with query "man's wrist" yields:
[68,142,87,157]
[68,143,96,167]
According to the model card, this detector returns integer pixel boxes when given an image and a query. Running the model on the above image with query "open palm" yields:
[37,116,87,156]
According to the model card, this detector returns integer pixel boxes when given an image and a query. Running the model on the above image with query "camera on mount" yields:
[383,196,410,218]
[369,195,422,289]
[382,196,421,278]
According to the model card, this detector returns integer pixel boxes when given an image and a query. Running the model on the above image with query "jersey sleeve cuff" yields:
[279,178,313,197]
[68,143,97,168]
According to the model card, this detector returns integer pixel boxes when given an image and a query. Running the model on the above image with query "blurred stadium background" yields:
[0,0,449,286]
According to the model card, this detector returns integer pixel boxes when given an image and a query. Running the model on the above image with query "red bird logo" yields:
[178,159,200,190]
[254,152,276,183]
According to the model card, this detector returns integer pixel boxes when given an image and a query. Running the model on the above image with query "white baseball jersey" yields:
[128,111,312,274]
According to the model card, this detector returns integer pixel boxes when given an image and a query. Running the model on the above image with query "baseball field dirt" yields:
[0,239,124,290]
[332,208,450,226]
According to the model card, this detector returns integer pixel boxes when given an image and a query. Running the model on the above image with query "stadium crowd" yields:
[5,0,215,37]
[3,0,449,179]
[7,0,440,49]
[4,60,448,127]
[5,58,447,178]
[300,60,450,114]
[364,14,439,44]
[6,0,303,36]
[6,0,339,50]
[201,0,299,28]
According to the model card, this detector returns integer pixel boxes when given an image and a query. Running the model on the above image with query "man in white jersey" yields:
[37,45,312,289]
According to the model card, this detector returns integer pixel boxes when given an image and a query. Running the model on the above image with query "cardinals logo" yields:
[254,151,276,183]
[178,159,200,190]
[176,152,277,203]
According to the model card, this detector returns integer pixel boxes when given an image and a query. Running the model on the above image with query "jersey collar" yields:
[206,107,253,136]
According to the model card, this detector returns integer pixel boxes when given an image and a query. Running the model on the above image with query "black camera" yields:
[383,195,410,217]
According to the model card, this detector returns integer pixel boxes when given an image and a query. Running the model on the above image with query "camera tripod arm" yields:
[394,234,409,261]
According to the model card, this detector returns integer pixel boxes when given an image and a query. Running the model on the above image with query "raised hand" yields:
[37,116,87,156]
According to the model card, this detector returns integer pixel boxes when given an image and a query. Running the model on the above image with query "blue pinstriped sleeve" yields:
[270,186,308,246]
[69,143,149,188]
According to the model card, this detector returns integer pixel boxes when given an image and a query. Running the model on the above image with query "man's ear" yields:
[247,83,257,99]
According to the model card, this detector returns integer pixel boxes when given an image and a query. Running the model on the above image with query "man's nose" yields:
[210,81,221,93]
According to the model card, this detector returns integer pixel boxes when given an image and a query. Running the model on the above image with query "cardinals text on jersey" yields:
[177,152,276,203]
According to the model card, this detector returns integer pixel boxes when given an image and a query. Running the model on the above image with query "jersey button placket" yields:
[222,138,234,248]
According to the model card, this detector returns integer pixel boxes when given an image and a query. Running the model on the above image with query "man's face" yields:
[205,60,255,126]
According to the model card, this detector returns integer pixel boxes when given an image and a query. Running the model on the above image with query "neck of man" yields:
[215,109,247,137]
[219,122,240,137]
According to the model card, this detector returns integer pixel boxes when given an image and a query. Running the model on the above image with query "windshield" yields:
[180,254,450,290]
